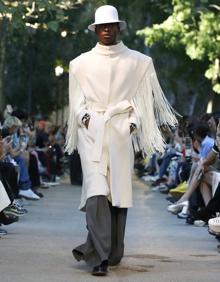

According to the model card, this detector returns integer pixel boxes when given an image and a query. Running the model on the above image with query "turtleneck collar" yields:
[92,41,127,56]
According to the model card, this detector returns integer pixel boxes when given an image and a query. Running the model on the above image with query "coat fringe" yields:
[65,70,86,154]
[132,60,178,156]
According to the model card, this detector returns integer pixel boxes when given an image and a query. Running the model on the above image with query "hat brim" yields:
[88,20,126,32]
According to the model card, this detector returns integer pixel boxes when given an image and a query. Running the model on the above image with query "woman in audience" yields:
[167,122,215,218]
[2,116,40,200]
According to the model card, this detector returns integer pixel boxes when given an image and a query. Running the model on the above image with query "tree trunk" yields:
[207,91,220,113]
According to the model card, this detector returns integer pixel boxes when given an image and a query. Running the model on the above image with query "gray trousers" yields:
[72,195,127,267]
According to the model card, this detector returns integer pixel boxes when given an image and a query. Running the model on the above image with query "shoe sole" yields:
[169,191,185,198]
[19,195,40,200]
[43,182,60,186]
[177,214,188,219]
[92,272,107,276]
[208,228,220,236]
[167,207,182,214]
[40,185,50,189]
[4,210,26,217]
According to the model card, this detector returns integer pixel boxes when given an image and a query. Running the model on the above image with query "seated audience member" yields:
[2,116,40,200]
[190,123,220,222]
[0,142,20,233]
[201,111,220,139]
[47,126,64,181]
[168,122,215,218]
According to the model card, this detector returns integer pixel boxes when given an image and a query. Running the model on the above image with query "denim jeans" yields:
[14,156,31,191]
[159,151,177,178]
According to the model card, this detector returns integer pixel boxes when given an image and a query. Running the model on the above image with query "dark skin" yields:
[95,22,120,46]
[83,23,135,133]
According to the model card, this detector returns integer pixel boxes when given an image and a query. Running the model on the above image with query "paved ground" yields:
[0,176,219,282]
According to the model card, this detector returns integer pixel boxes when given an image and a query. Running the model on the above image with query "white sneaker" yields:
[208,217,220,233]
[194,220,206,227]
[152,185,161,192]
[141,175,153,182]
[177,205,189,219]
[45,181,60,186]
[19,189,40,200]
[167,200,189,214]
[141,175,159,182]
[149,175,159,181]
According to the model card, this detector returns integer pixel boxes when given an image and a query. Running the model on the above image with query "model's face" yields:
[95,23,120,46]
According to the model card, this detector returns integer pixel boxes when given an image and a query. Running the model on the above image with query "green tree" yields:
[3,0,218,117]
[138,0,220,95]
[0,0,85,113]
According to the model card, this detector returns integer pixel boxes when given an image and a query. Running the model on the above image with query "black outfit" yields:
[36,129,49,148]
[0,161,18,200]
[28,153,41,188]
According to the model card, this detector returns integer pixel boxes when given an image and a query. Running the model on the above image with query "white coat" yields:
[65,42,177,210]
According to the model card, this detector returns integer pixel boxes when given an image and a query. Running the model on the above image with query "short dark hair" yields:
[212,111,220,126]
[201,111,220,127]
[12,109,28,121]
[195,122,210,139]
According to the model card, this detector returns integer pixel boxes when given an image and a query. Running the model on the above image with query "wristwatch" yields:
[82,113,90,125]
[130,123,137,132]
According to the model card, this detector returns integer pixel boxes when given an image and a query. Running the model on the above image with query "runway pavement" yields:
[0,176,219,282]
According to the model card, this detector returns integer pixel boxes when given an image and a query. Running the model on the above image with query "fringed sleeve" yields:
[132,58,178,156]
[65,62,87,154]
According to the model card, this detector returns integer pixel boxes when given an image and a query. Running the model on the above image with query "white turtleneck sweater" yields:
[66,41,177,210]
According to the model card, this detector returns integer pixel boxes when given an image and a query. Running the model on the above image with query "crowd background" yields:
[1,104,220,248]
[134,111,220,248]
[0,0,220,248]
[0,105,68,236]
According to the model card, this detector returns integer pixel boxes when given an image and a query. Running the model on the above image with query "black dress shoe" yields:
[0,212,19,225]
[185,215,195,225]
[190,208,212,222]
[72,249,84,261]
[92,260,108,276]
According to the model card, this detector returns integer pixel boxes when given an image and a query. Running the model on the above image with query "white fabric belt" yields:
[88,100,133,174]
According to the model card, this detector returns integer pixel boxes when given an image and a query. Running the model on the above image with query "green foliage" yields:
[0,0,87,114]
[138,0,220,94]
[0,0,80,31]
[1,0,218,116]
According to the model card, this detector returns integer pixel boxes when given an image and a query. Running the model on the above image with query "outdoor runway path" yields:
[0,176,219,282]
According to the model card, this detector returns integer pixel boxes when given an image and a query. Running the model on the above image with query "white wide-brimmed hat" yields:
[88,5,127,32]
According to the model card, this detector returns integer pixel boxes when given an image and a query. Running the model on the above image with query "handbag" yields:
[0,180,11,212]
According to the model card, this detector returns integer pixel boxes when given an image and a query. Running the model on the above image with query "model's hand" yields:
[82,113,90,129]
[130,128,135,134]
[130,123,137,134]
[85,118,90,129]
